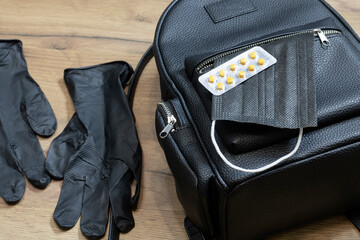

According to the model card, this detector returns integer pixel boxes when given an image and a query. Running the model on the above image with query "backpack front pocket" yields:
[185,18,343,154]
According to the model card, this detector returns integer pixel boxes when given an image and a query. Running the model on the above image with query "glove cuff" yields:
[0,40,27,70]
[64,61,134,103]
[0,39,22,50]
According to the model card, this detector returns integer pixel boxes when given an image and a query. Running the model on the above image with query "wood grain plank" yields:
[0,0,169,43]
[0,0,359,239]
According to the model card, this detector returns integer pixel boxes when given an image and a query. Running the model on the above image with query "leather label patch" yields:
[205,0,257,23]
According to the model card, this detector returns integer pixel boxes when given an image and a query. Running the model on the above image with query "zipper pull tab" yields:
[314,29,330,47]
[160,115,177,139]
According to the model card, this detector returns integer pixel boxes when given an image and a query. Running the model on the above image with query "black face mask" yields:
[210,33,318,173]
[212,32,317,129]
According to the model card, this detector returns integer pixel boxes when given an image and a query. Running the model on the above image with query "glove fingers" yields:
[25,90,57,137]
[23,165,50,189]
[2,175,25,204]
[0,147,26,203]
[53,175,85,229]
[46,113,87,179]
[109,161,134,233]
[14,136,50,189]
[45,138,71,179]
[53,134,96,231]
[80,176,110,239]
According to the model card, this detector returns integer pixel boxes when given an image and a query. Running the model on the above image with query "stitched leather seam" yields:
[204,0,257,23]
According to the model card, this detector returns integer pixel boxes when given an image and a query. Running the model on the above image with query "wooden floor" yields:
[0,0,359,239]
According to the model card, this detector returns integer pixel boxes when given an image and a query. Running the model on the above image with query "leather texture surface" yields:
[204,0,257,23]
[154,0,360,239]
[156,99,215,235]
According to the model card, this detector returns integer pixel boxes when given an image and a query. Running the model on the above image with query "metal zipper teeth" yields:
[197,29,341,73]
[158,101,172,118]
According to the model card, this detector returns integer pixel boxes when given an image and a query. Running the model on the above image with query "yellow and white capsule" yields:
[217,82,224,90]
[238,71,245,78]
[248,65,256,71]
[230,64,237,71]
[219,70,226,77]
[240,58,247,65]
[208,75,216,83]
[250,52,257,59]
[227,77,234,85]
[258,58,265,66]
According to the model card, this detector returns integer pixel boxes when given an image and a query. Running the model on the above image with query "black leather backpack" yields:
[124,0,360,239]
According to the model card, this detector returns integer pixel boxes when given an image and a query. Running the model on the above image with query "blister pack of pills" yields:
[198,46,277,96]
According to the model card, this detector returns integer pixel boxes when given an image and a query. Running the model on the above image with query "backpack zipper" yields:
[158,101,177,139]
[197,29,341,73]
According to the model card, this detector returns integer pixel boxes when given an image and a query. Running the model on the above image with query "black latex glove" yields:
[45,62,142,238]
[0,40,57,203]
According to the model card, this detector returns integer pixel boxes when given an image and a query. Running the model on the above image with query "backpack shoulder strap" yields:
[127,44,154,108]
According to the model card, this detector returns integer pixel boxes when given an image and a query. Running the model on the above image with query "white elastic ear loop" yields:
[211,120,303,173]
